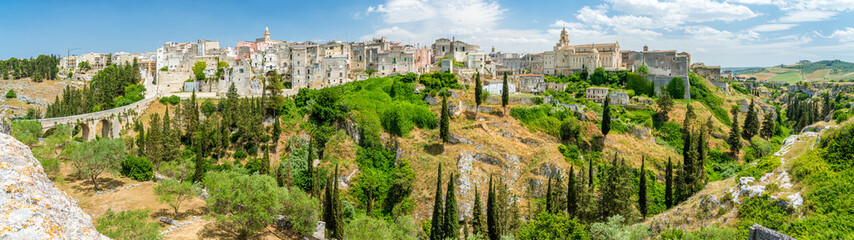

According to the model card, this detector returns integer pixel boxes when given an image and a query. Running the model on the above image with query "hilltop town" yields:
[3,24,854,240]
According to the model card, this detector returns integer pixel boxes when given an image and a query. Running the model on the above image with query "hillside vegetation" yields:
[736,60,854,82]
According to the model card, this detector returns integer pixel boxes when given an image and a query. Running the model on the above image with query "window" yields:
[393,58,396,64]
[239,69,244,73]
[404,57,407,62]
[359,55,362,61]
[442,46,445,51]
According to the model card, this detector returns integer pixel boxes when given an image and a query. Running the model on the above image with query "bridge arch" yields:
[98,119,112,139]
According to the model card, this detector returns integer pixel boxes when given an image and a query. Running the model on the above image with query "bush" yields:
[11,120,42,146]
[204,170,287,238]
[749,136,775,159]
[121,155,154,181]
[511,104,575,138]
[418,72,460,90]
[665,77,684,100]
[280,187,320,236]
[96,208,162,240]
[737,156,780,180]
[344,215,419,240]
[517,211,589,240]
[381,101,437,137]
[5,89,15,98]
[656,122,683,150]
[736,194,793,237]
[589,215,649,240]
[820,123,854,171]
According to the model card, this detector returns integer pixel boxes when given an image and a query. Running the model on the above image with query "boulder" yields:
[0,133,109,239]
[424,96,439,105]
[160,217,178,225]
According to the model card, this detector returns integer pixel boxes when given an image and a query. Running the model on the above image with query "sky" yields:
[1,0,853,67]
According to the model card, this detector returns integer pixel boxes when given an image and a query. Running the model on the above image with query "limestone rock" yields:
[0,133,109,239]
[786,193,803,208]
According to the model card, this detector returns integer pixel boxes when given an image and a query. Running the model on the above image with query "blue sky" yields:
[1,0,853,67]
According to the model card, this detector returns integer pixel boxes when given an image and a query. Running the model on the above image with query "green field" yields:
[767,71,803,83]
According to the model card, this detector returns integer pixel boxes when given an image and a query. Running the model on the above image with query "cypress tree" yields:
[665,157,673,208]
[444,173,459,239]
[545,175,553,214]
[639,156,648,220]
[440,95,450,143]
[567,166,577,217]
[728,110,741,156]
[136,125,145,156]
[332,165,344,240]
[472,184,486,235]
[162,107,180,163]
[602,93,611,137]
[475,70,483,120]
[323,175,335,237]
[743,99,759,140]
[486,175,499,240]
[261,145,270,175]
[588,157,594,189]
[431,164,444,240]
[501,72,509,116]
[761,112,775,139]
[272,116,281,150]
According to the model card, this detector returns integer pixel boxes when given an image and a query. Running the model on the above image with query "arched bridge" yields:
[37,98,155,141]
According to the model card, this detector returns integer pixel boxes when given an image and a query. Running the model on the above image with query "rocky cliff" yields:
[0,133,108,239]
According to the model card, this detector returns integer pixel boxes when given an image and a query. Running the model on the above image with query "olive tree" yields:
[69,138,125,191]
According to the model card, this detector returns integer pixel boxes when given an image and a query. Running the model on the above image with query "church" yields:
[543,28,621,76]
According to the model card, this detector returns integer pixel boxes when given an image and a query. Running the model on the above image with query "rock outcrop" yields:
[0,133,108,239]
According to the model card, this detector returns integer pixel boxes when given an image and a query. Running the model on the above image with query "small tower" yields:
[264,27,271,41]
[643,45,648,52]
[557,27,570,48]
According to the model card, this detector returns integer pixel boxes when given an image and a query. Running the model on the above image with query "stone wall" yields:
[748,224,796,240]
[650,74,690,100]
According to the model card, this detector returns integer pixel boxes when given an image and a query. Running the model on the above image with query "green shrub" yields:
[656,122,683,150]
[737,156,781,181]
[418,72,460,90]
[121,155,154,181]
[280,187,321,236]
[736,194,793,238]
[381,101,437,137]
[789,148,831,184]
[749,136,775,159]
[11,120,42,146]
[511,104,576,138]
[5,89,15,98]
[344,215,419,240]
[665,77,684,100]
[820,123,854,171]
[96,208,162,240]
[688,73,731,125]
[517,211,589,240]
[233,150,248,160]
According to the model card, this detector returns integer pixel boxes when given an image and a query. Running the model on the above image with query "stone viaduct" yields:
[37,98,155,141]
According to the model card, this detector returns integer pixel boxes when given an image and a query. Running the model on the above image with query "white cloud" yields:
[778,10,837,22]
[830,27,854,42]
[365,0,437,24]
[606,0,758,26]
[726,0,774,4]
[774,0,854,11]
[752,23,797,32]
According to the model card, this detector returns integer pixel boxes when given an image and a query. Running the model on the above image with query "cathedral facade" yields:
[543,28,622,76]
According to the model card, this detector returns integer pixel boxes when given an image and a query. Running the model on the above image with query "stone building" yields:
[518,74,545,94]
[544,27,621,76]
[585,87,628,106]
[621,46,691,99]
[692,63,721,81]
[432,37,478,63]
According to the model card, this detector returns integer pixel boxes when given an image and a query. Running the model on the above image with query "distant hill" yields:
[734,60,854,83]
